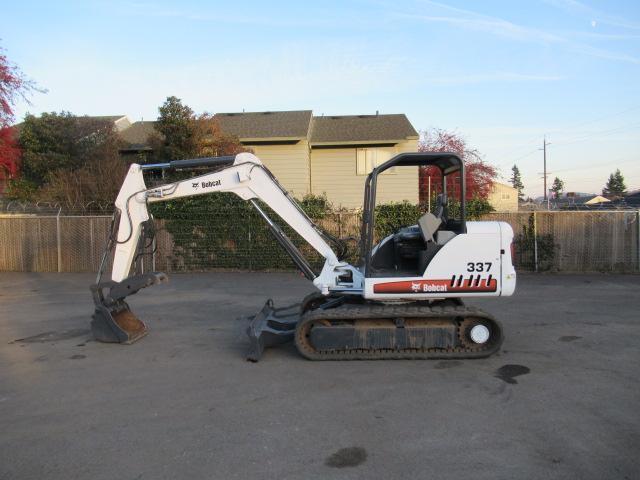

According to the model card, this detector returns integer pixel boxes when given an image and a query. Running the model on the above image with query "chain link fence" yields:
[1,209,639,273]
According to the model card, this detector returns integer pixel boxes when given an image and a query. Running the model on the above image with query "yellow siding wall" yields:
[309,140,419,209]
[488,182,519,212]
[248,141,310,199]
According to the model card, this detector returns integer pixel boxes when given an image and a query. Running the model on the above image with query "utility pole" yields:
[543,136,548,201]
[538,136,551,209]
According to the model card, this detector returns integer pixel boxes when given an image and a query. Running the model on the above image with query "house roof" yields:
[119,121,157,150]
[30,110,419,151]
[88,115,128,123]
[309,114,418,144]
[214,110,312,140]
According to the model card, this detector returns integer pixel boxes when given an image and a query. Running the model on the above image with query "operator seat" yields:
[417,212,442,244]
[434,193,448,223]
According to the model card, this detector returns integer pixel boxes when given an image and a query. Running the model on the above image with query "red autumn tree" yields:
[0,126,20,175]
[418,128,497,202]
[0,45,40,192]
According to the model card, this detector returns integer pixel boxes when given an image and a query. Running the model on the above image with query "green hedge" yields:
[150,194,495,272]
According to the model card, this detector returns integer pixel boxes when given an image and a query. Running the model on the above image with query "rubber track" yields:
[294,303,503,360]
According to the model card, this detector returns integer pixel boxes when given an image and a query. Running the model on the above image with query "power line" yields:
[551,121,640,147]
[552,157,639,174]
[497,134,545,160]
[549,104,640,133]
[496,104,640,162]
[511,148,539,162]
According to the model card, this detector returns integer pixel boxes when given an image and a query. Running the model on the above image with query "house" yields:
[487,182,518,212]
[121,110,420,209]
[552,193,611,210]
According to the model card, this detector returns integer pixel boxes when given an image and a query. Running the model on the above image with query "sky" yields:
[3,0,640,197]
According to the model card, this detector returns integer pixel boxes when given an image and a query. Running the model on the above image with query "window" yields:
[356,149,395,175]
[502,193,510,200]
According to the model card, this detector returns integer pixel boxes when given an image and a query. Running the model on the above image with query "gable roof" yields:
[89,115,128,123]
[309,114,418,145]
[215,110,312,140]
[96,110,419,151]
[119,121,157,150]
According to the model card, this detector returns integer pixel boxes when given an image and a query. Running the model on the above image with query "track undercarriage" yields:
[247,294,503,361]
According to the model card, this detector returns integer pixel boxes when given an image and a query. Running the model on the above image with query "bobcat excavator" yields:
[90,152,516,361]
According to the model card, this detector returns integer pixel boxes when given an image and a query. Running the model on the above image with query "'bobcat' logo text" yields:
[200,179,221,188]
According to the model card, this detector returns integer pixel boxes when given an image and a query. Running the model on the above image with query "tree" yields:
[151,96,197,161]
[418,128,497,202]
[8,112,127,206]
[1,44,42,191]
[0,126,20,187]
[1,45,41,128]
[37,141,127,207]
[192,112,247,157]
[510,164,525,201]
[16,112,118,187]
[603,169,626,198]
[150,96,246,161]
[551,176,564,198]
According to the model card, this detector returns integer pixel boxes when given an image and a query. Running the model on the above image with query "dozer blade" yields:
[90,272,168,344]
[246,299,300,362]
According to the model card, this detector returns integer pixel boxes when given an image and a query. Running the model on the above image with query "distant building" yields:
[552,193,611,209]
[487,182,518,212]
[118,120,156,157]
[118,110,420,209]
[616,189,640,208]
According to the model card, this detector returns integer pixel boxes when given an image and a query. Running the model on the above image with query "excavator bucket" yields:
[246,299,299,362]
[90,272,168,344]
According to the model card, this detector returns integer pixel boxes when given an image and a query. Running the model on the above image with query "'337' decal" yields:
[467,262,492,272]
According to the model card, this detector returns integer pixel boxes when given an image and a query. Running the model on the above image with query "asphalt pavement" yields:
[0,272,638,480]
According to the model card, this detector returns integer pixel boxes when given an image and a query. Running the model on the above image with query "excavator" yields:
[90,152,516,361]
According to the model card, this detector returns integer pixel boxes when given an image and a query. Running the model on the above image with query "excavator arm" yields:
[90,153,362,359]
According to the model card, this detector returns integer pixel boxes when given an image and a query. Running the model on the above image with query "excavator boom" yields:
[90,153,361,353]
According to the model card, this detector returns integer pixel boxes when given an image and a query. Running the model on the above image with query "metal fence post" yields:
[152,235,156,272]
[56,208,62,273]
[248,211,253,271]
[533,211,539,272]
[637,210,640,272]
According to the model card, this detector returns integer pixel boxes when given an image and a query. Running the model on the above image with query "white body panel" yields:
[364,221,516,300]
[112,163,150,282]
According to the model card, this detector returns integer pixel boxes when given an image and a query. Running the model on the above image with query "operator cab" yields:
[362,152,466,278]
